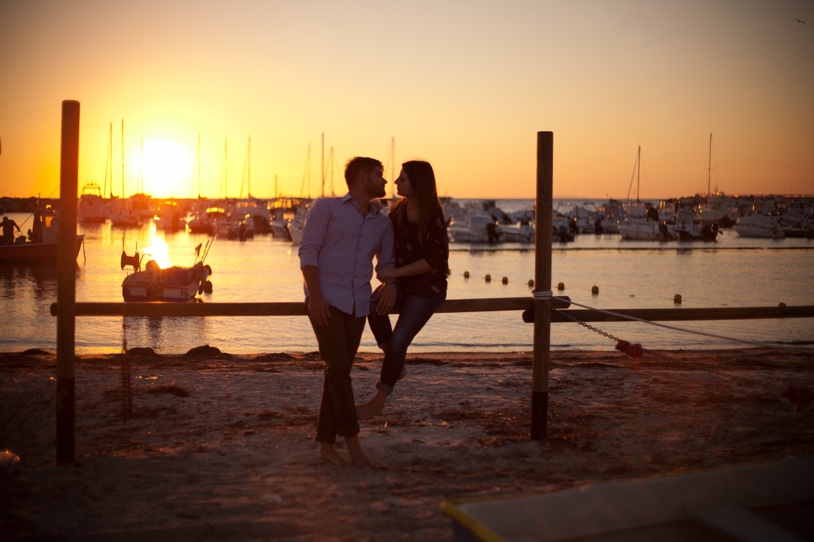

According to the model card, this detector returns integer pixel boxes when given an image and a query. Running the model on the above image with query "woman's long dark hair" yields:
[391,160,442,245]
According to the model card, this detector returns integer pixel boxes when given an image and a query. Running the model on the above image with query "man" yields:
[298,156,396,466]
[2,216,21,244]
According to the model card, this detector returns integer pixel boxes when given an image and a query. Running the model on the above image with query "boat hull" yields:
[733,224,784,238]
[0,236,85,263]
[618,220,673,241]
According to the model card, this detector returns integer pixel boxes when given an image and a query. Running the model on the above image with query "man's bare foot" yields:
[317,443,346,466]
[356,389,388,420]
[344,435,369,467]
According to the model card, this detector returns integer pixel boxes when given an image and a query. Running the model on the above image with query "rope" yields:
[555,296,813,353]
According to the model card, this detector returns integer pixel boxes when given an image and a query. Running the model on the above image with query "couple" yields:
[298,156,448,466]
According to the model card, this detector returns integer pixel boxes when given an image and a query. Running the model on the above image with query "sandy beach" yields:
[2,347,813,541]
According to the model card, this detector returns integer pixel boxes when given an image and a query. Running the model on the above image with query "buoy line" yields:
[554,296,814,353]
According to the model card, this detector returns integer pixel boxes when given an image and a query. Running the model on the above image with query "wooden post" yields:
[56,100,80,464]
[531,131,553,440]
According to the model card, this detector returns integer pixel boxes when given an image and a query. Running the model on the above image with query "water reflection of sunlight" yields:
[143,234,173,268]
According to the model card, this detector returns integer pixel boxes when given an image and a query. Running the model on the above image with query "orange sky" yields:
[1,0,813,200]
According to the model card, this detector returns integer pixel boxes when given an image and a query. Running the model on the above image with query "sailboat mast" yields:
[121,119,125,198]
[330,146,335,196]
[222,137,228,199]
[707,132,712,203]
[636,145,641,203]
[139,135,144,194]
[197,133,201,199]
[107,121,113,198]
[392,137,396,198]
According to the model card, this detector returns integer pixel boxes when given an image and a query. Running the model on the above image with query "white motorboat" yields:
[733,212,785,239]
[77,183,108,223]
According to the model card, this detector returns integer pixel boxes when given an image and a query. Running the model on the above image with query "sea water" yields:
[1,200,813,355]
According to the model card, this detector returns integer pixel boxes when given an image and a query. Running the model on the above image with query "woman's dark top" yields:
[391,205,448,297]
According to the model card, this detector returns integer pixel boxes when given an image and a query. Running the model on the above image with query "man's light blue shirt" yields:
[298,194,395,317]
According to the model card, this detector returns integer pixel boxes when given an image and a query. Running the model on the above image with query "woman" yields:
[357,160,448,419]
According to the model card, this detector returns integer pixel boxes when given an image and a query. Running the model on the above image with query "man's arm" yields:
[301,265,330,327]
[298,199,332,326]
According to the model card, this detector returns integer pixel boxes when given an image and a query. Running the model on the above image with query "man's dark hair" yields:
[344,157,383,188]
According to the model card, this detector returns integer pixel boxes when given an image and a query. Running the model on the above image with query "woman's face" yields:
[395,168,412,198]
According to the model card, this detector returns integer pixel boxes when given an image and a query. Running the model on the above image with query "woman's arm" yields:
[378,259,431,282]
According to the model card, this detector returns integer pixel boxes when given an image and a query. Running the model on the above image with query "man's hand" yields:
[376,267,398,283]
[374,283,397,315]
[307,294,331,327]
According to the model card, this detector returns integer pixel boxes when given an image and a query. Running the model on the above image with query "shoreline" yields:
[2,348,813,540]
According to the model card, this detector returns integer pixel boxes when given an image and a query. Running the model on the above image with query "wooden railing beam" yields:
[49,300,814,321]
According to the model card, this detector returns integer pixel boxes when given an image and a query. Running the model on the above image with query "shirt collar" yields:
[341,193,383,215]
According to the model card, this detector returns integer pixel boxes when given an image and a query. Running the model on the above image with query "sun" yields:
[141,138,193,197]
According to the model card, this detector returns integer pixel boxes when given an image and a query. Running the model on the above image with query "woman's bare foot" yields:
[344,435,369,467]
[356,389,388,420]
[317,443,346,466]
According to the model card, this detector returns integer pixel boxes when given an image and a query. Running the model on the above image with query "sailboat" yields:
[695,133,726,226]
[108,120,148,227]
[616,146,674,241]
[231,136,270,235]
[673,134,721,242]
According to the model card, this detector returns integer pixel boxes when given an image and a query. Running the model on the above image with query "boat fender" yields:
[204,264,212,276]
[203,280,213,294]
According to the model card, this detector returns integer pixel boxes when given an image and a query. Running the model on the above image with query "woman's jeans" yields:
[367,288,446,393]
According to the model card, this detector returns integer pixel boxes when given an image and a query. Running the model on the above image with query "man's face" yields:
[363,166,387,199]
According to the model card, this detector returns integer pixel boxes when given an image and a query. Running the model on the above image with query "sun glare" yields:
[143,234,173,269]
[142,138,193,197]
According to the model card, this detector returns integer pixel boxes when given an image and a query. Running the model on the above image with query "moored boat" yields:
[121,239,214,302]
[780,218,814,238]
[0,210,85,263]
[0,236,85,263]
[733,212,784,239]
[77,183,108,223]
[672,208,719,241]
